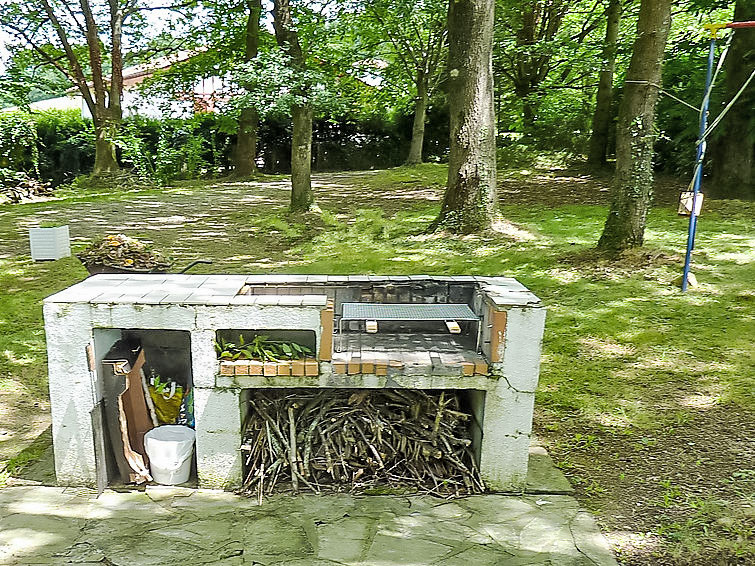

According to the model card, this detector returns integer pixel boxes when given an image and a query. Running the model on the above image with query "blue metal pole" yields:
[681,37,716,291]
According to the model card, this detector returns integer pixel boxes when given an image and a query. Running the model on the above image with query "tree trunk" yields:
[93,119,119,175]
[588,0,622,167]
[273,0,314,211]
[597,0,672,251]
[233,0,262,177]
[709,0,754,200]
[521,93,537,133]
[406,74,428,165]
[234,107,259,177]
[290,104,314,212]
[433,0,497,234]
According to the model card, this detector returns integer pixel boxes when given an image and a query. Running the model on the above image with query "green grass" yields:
[0,162,753,563]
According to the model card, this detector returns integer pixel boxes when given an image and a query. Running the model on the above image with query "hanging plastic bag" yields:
[177,387,195,428]
[147,375,184,425]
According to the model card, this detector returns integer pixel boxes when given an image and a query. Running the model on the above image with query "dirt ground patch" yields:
[537,401,755,565]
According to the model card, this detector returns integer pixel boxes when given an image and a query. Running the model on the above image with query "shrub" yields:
[0,111,39,175]
[34,109,95,185]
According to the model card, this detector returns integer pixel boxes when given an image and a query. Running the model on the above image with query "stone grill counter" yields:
[44,274,545,491]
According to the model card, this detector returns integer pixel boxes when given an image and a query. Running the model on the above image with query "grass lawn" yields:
[0,162,753,565]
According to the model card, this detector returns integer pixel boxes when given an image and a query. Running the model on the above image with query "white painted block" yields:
[479,433,531,491]
[194,305,321,332]
[43,302,98,485]
[95,303,197,330]
[502,306,546,393]
[191,330,218,388]
[193,388,242,489]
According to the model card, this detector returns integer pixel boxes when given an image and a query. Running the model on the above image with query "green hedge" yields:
[0,108,446,187]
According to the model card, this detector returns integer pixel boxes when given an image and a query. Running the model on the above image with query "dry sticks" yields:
[239,389,485,499]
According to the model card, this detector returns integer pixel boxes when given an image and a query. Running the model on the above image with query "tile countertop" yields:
[44,274,541,308]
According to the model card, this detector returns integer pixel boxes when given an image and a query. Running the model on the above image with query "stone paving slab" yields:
[0,486,617,566]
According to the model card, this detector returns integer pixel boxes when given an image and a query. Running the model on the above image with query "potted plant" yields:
[216,334,317,377]
[29,222,71,261]
[77,234,172,275]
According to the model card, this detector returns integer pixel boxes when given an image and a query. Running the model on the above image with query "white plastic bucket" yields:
[144,425,195,485]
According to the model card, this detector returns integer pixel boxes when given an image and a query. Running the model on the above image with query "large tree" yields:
[361,0,448,165]
[0,1,147,175]
[597,0,672,251]
[273,0,315,212]
[233,0,262,177]
[709,0,754,200]
[587,0,623,167]
[433,0,496,233]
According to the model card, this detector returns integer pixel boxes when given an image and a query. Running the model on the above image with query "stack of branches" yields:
[0,169,53,204]
[240,389,484,500]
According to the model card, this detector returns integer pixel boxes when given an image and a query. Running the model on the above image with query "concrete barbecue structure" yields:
[44,274,546,491]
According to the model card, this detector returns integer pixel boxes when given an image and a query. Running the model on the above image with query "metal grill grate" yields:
[341,303,478,321]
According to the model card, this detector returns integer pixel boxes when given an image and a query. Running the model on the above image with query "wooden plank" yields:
[489,308,507,362]
[263,362,277,376]
[474,360,489,375]
[319,300,334,361]
[291,360,305,376]
[347,354,361,375]
[305,359,319,376]
[445,320,461,334]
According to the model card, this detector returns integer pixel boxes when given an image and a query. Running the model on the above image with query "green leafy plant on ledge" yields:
[215,334,313,362]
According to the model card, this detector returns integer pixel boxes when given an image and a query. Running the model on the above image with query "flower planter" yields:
[77,258,169,276]
[219,359,318,377]
[29,226,71,261]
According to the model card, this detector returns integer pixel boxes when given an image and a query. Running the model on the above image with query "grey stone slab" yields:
[276,295,304,306]
[305,275,330,283]
[159,292,196,304]
[88,274,129,281]
[102,292,153,304]
[526,443,574,495]
[180,293,234,306]
[117,278,167,287]
[230,295,260,305]
[316,516,374,562]
[0,469,616,566]
[139,290,170,304]
[364,532,454,564]
[245,275,272,284]
[487,291,541,307]
[44,287,108,304]
[300,295,328,306]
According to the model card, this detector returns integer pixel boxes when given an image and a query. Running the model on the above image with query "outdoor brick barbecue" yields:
[44,274,545,491]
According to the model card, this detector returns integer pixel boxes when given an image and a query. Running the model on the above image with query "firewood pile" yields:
[0,170,53,204]
[240,389,484,499]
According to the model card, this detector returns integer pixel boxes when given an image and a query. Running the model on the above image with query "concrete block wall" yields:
[44,274,545,492]
[44,276,327,489]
